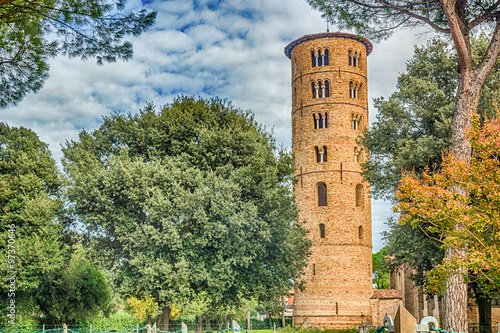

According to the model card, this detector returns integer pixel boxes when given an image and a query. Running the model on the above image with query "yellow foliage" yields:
[170,304,180,321]
[126,296,158,323]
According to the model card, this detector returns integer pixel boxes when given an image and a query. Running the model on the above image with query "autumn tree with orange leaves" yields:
[396,113,500,301]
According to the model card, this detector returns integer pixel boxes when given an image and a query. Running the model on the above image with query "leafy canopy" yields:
[0,123,64,323]
[396,113,500,294]
[361,36,500,201]
[62,96,311,313]
[0,0,156,108]
[308,0,500,41]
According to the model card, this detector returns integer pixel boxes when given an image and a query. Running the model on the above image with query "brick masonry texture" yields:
[285,33,402,329]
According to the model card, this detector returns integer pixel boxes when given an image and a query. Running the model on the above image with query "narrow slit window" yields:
[359,226,364,240]
[323,146,328,162]
[318,50,323,66]
[356,184,364,208]
[318,182,327,206]
[324,113,328,128]
[324,49,329,66]
[325,80,330,97]
[319,223,326,238]
[313,263,316,275]
[318,81,323,98]
[315,146,321,163]
[312,82,316,98]
[313,114,319,129]
[311,51,316,67]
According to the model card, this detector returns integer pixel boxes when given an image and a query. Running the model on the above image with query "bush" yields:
[88,311,142,331]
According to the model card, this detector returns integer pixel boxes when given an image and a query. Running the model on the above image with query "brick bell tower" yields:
[285,33,373,329]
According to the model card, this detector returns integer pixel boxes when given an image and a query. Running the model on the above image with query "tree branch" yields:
[468,0,500,29]
[0,0,16,5]
[475,20,500,85]
[440,0,472,75]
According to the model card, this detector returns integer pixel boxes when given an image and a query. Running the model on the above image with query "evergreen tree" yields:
[0,0,156,108]
[62,96,311,330]
[0,123,64,324]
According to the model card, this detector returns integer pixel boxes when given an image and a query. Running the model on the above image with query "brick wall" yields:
[286,32,374,330]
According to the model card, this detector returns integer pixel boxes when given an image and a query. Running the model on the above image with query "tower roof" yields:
[284,32,373,59]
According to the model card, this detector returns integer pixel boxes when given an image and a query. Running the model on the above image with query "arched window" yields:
[354,147,359,163]
[325,80,330,97]
[350,81,358,99]
[311,50,316,67]
[324,49,329,66]
[318,113,324,129]
[319,223,326,238]
[318,81,323,98]
[315,146,327,163]
[352,114,362,130]
[356,184,364,208]
[314,113,328,129]
[358,226,364,240]
[318,182,327,206]
[318,50,323,66]
[312,82,316,98]
[349,50,359,67]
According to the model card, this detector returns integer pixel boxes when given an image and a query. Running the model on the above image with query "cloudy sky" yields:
[3,0,433,252]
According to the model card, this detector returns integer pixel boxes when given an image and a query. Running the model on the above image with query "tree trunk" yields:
[217,316,223,332]
[196,315,203,333]
[205,314,211,331]
[247,310,251,330]
[444,73,481,333]
[157,306,171,331]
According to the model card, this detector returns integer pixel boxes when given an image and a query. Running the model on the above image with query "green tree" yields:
[0,123,111,325]
[309,0,500,326]
[0,0,156,108]
[62,97,311,331]
[361,36,500,201]
[372,247,390,289]
[0,123,64,325]
[35,249,111,324]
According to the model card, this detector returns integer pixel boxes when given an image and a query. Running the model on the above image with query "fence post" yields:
[137,323,139,333]
[90,324,92,333]
[63,324,68,333]
[43,324,45,333]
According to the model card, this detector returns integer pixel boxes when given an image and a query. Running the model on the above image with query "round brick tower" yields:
[285,32,373,330]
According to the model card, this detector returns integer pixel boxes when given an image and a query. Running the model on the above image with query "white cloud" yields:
[1,0,429,251]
